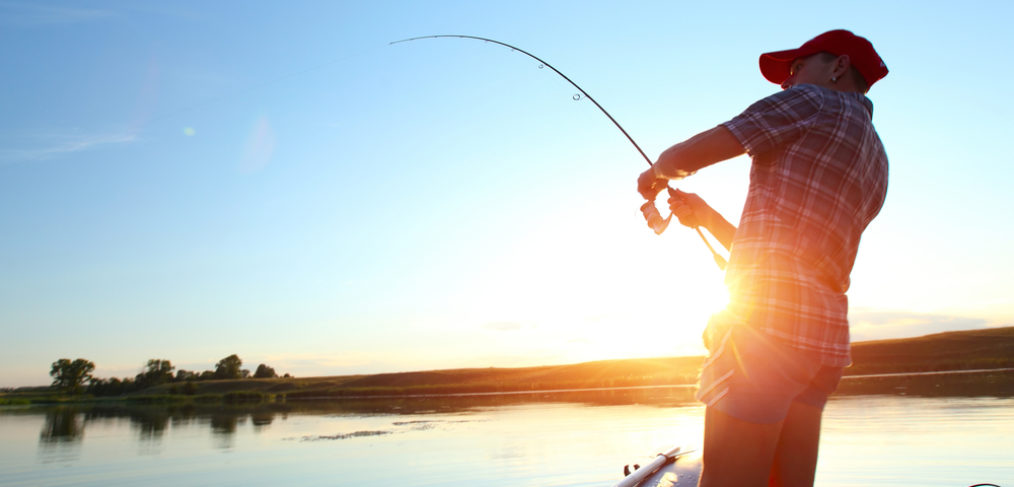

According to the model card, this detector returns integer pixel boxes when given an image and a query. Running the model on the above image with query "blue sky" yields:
[2,1,1012,387]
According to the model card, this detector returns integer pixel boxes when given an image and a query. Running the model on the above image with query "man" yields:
[637,30,889,487]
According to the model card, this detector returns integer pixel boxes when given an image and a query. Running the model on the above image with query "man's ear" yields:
[834,54,852,78]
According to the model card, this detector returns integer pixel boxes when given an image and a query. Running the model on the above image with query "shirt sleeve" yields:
[721,84,825,157]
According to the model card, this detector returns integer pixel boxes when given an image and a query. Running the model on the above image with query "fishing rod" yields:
[390,34,727,270]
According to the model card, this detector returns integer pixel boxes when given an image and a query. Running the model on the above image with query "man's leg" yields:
[695,323,838,487]
[768,400,824,487]
[698,406,783,487]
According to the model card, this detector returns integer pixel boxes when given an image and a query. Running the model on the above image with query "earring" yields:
[831,76,839,83]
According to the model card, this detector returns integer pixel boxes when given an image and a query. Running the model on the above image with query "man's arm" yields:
[637,125,746,199]
[636,125,745,251]
[656,125,745,177]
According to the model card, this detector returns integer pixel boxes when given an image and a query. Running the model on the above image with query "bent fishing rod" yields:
[390,34,727,270]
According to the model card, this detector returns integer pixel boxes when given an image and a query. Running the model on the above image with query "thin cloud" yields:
[0,131,138,164]
[482,321,524,332]
[849,309,1006,342]
[0,1,116,26]
[257,353,383,376]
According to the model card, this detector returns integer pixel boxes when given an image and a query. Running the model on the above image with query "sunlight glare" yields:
[458,195,727,363]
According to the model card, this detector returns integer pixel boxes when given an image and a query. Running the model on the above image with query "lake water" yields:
[1,389,1011,486]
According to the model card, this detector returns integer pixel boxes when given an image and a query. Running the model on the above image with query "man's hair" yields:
[851,66,869,93]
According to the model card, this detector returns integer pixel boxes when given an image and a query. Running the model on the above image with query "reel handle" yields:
[639,201,672,235]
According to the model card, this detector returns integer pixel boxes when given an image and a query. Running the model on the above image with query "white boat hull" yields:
[612,447,702,487]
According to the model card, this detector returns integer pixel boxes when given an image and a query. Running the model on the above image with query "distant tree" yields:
[199,370,216,380]
[86,377,108,395]
[136,359,175,388]
[50,358,95,394]
[241,369,251,378]
[90,376,139,396]
[175,369,197,382]
[214,354,243,379]
[253,364,277,379]
[110,378,128,395]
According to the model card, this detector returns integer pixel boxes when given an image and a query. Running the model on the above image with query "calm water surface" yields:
[1,390,1011,486]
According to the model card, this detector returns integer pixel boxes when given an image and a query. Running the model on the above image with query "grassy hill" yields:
[123,356,705,400]
[848,326,1014,374]
[151,326,1014,399]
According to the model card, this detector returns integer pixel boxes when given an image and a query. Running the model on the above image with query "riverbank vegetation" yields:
[3,327,1011,405]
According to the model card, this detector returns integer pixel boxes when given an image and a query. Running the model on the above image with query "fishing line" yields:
[390,34,727,270]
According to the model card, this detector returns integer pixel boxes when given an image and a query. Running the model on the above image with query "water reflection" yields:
[20,375,1012,453]
[3,385,1011,487]
[210,413,240,434]
[251,411,274,428]
[39,407,84,444]
[22,387,700,449]
[130,409,170,439]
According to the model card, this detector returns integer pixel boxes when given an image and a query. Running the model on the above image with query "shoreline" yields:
[5,327,1012,405]
[3,367,1012,406]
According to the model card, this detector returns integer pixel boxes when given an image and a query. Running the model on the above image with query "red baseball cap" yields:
[759,29,888,88]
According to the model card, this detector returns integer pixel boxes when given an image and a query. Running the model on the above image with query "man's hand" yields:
[667,189,710,229]
[637,167,668,200]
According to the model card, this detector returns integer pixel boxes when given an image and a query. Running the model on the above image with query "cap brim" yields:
[758,48,804,84]
[759,43,827,84]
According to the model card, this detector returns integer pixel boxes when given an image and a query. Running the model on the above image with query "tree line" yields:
[49,354,290,396]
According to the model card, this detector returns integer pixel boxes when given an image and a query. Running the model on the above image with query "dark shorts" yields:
[696,316,843,424]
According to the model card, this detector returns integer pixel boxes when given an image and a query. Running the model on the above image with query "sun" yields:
[457,198,728,363]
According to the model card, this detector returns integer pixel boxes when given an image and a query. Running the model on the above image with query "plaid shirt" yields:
[719,84,888,366]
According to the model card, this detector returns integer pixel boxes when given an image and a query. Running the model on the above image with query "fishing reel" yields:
[639,187,677,235]
[640,187,728,271]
